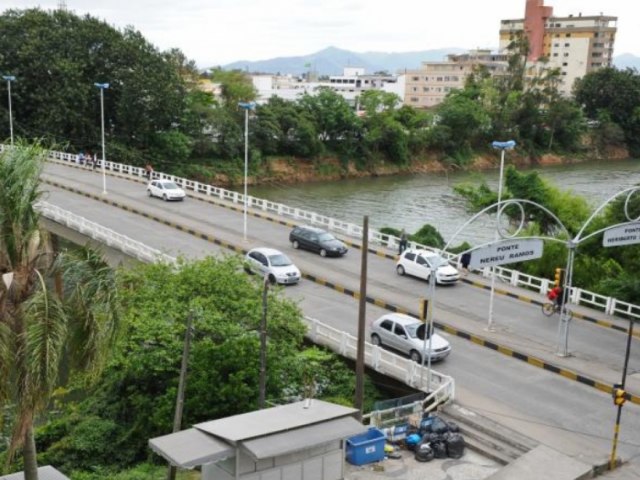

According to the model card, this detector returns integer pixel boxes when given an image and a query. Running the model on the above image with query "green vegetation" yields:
[0,9,634,185]
[0,144,120,479]
[454,167,640,303]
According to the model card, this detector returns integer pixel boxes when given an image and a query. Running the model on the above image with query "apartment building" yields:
[500,0,617,94]
[404,51,508,109]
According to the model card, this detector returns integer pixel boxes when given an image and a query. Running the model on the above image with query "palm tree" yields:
[0,143,120,480]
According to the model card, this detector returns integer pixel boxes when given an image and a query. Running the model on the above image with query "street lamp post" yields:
[3,75,16,145]
[238,101,256,241]
[487,140,516,330]
[94,82,109,195]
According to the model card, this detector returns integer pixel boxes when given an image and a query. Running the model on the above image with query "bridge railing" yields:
[304,317,454,410]
[8,144,638,321]
[36,201,177,265]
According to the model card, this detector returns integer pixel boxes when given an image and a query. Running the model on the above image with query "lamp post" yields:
[3,75,15,145]
[94,82,109,195]
[487,140,516,330]
[238,101,255,241]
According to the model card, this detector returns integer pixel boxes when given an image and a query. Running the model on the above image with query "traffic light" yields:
[554,268,563,287]
[612,386,626,406]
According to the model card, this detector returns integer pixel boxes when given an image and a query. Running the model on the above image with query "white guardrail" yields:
[304,317,454,410]
[35,199,454,408]
[4,144,638,321]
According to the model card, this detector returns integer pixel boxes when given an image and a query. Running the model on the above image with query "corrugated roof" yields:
[148,428,233,468]
[0,466,70,480]
[242,416,366,460]
[195,399,358,443]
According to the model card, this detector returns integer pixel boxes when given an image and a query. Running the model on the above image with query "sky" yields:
[5,0,639,67]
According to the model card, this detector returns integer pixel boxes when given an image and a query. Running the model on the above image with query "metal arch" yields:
[442,198,571,253]
[574,186,640,243]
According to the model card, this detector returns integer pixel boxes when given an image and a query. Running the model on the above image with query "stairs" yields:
[439,403,539,465]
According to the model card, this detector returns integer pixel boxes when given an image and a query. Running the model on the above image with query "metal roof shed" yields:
[149,400,367,480]
[0,466,70,480]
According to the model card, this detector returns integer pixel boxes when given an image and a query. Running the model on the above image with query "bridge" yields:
[13,147,640,466]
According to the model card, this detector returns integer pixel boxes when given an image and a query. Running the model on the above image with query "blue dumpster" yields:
[346,427,386,465]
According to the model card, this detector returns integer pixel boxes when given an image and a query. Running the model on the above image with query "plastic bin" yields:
[346,428,386,465]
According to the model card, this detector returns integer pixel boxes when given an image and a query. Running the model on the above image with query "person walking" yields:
[145,163,154,181]
[398,229,408,255]
[461,252,471,276]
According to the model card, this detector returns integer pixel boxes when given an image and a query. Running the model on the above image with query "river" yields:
[250,159,640,246]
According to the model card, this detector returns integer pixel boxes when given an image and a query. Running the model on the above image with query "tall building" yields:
[500,0,617,94]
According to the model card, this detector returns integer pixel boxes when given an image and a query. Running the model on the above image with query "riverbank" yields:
[218,145,630,187]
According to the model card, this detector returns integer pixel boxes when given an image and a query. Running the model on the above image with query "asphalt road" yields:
[40,162,640,463]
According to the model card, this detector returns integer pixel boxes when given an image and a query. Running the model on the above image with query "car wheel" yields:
[162,194,168,201]
[147,189,153,197]
[410,350,422,363]
[371,334,382,346]
[320,248,327,257]
[396,265,406,276]
[292,240,300,249]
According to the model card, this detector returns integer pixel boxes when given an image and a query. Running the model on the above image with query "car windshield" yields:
[318,232,335,242]
[162,182,179,189]
[268,253,292,267]
[421,254,445,268]
[406,323,432,340]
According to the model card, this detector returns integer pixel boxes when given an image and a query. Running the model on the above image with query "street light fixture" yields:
[238,101,256,241]
[94,82,109,195]
[3,75,16,145]
[487,140,516,330]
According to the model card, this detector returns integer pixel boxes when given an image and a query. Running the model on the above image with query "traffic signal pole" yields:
[609,318,634,470]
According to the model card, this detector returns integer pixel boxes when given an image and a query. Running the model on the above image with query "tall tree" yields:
[0,143,120,479]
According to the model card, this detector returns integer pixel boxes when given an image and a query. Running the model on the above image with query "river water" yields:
[250,159,640,246]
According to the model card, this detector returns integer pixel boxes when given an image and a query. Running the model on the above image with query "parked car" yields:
[244,247,301,285]
[289,225,348,257]
[396,249,459,285]
[147,179,186,201]
[370,313,451,363]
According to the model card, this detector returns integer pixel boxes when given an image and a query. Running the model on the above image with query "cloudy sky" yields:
[5,0,639,67]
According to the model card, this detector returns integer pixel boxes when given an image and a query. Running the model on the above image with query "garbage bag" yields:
[432,439,448,459]
[406,433,421,450]
[446,433,465,459]
[415,443,434,462]
[431,416,450,435]
[447,421,460,433]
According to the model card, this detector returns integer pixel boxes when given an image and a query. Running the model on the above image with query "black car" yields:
[289,225,348,257]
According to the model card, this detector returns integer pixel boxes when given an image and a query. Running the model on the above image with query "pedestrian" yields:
[85,150,93,169]
[398,229,408,255]
[77,151,85,165]
[461,252,471,276]
[92,152,97,170]
[145,163,154,181]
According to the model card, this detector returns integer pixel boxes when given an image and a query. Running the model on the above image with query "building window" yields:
[413,87,417,92]
[410,97,419,102]
[592,52,603,57]
[593,42,604,48]
[555,23,561,27]
[554,43,559,47]
[444,76,450,81]
[436,77,443,82]
[553,53,559,57]
[423,87,429,92]
[564,43,570,47]
[412,76,419,81]
[562,62,568,66]
[565,33,571,37]
[564,52,569,57]
[562,72,567,76]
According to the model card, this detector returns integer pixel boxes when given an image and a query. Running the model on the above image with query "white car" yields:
[370,313,451,363]
[147,180,186,201]
[396,249,459,285]
[244,247,301,285]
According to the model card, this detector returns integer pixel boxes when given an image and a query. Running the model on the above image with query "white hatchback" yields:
[396,249,459,285]
[244,247,301,285]
[147,180,186,201]
[370,313,451,363]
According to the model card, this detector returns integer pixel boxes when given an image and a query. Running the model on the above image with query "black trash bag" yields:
[419,416,434,435]
[447,421,460,433]
[415,442,434,462]
[423,432,442,444]
[431,416,450,435]
[432,439,448,459]
[446,433,466,459]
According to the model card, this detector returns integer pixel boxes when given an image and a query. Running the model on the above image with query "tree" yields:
[0,144,120,479]
[574,68,640,155]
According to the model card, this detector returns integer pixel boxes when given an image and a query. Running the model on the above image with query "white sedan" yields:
[244,247,301,285]
[396,249,459,285]
[147,180,186,201]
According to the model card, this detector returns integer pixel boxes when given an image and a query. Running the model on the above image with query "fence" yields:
[4,143,638,321]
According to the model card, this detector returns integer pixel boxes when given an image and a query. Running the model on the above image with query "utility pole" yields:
[355,216,369,420]
[259,275,269,409]
[167,311,194,480]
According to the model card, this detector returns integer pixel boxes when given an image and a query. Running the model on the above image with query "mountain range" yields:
[222,46,640,76]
